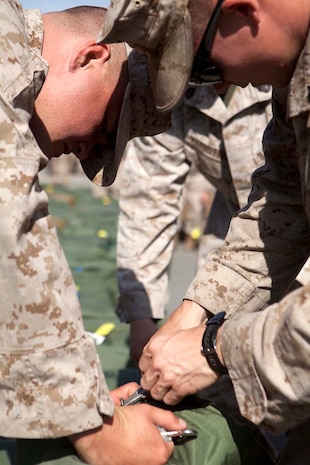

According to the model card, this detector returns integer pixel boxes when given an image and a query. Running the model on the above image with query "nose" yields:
[73,142,89,161]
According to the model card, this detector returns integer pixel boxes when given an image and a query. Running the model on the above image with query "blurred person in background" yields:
[116,83,272,363]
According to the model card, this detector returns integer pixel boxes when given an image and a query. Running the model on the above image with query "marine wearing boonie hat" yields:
[82,0,192,187]
[83,0,221,187]
[98,0,193,113]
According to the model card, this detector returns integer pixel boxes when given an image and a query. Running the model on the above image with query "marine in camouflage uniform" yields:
[100,0,310,463]
[185,44,310,465]
[0,1,114,439]
[117,83,272,322]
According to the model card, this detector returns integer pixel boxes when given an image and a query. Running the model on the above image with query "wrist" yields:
[181,299,208,325]
[130,318,157,326]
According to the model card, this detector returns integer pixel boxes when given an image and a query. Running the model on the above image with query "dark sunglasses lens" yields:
[190,56,223,85]
[190,65,223,85]
[190,0,225,85]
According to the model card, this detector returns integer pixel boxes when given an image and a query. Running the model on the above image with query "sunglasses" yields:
[190,0,225,85]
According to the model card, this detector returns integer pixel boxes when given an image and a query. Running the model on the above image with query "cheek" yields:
[58,110,103,140]
[75,95,107,137]
[52,84,107,140]
[211,39,248,79]
[212,36,233,65]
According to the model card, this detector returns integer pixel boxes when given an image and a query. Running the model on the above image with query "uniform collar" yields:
[288,28,310,119]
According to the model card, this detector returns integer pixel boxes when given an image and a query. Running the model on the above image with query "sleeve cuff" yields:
[185,261,267,317]
[0,334,114,438]
[116,288,167,322]
[220,312,267,426]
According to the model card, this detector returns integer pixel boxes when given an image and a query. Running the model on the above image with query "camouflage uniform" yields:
[185,29,310,463]
[0,0,113,439]
[117,84,272,321]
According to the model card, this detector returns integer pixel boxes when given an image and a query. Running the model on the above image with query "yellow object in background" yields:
[190,227,201,241]
[97,229,109,238]
[87,323,115,346]
[95,322,115,337]
[102,195,112,206]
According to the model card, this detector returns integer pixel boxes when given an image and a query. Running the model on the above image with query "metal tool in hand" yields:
[157,426,198,443]
[120,386,148,406]
[120,387,198,443]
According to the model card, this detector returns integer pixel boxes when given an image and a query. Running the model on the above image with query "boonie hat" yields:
[98,0,193,113]
[81,47,171,186]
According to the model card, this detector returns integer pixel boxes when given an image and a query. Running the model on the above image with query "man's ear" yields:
[221,0,260,25]
[69,42,111,72]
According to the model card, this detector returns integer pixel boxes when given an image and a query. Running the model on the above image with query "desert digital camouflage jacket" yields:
[186,29,310,437]
[0,0,113,438]
[117,84,272,322]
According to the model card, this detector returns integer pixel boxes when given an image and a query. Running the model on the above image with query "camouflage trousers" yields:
[15,405,274,465]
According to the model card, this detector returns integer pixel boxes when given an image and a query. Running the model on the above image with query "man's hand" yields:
[70,403,186,465]
[158,299,208,333]
[110,382,140,406]
[129,300,206,365]
[130,319,158,365]
[139,325,219,405]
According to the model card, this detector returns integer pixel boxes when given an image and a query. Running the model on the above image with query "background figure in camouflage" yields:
[117,83,273,363]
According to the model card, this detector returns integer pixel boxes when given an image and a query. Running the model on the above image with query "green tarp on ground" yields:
[45,184,140,389]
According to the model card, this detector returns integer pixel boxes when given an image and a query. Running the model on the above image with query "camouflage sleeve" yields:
[116,108,190,322]
[221,290,310,433]
[186,93,310,431]
[0,94,113,439]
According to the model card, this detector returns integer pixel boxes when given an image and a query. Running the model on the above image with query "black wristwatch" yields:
[201,311,228,375]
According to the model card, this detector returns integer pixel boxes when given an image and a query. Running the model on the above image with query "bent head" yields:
[31,6,170,186]
[99,0,310,96]
[203,0,310,90]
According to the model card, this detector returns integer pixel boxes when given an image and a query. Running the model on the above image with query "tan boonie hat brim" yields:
[98,0,193,113]
[81,46,171,186]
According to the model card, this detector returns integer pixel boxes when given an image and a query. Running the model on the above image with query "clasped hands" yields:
[139,300,221,405]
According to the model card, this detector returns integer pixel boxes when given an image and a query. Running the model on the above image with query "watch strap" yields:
[201,311,228,375]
